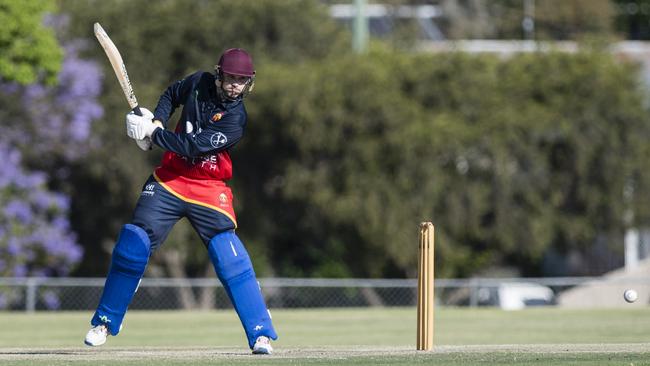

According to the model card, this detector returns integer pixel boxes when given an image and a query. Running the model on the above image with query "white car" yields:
[478,282,555,310]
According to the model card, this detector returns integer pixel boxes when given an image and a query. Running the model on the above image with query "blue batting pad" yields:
[208,231,278,348]
[91,224,150,335]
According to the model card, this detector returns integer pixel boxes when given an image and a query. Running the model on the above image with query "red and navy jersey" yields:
[148,71,246,223]
[151,71,246,181]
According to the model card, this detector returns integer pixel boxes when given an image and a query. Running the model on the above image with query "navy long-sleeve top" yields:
[151,71,246,181]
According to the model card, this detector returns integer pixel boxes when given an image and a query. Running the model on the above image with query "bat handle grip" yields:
[131,105,152,150]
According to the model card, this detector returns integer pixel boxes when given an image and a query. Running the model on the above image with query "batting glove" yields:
[126,107,159,140]
[135,137,152,151]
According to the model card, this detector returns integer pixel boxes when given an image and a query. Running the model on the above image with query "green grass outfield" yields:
[1,307,650,365]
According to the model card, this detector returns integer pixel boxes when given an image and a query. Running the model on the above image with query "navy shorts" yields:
[130,175,236,250]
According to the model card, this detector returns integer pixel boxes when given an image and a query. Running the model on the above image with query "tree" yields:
[246,48,650,278]
[0,3,106,308]
[0,47,104,282]
[0,142,81,278]
[0,0,62,85]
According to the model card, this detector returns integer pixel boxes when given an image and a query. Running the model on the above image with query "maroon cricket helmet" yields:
[218,48,255,77]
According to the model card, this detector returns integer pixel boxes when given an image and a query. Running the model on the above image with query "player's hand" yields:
[135,137,152,151]
[133,120,164,151]
[126,107,159,140]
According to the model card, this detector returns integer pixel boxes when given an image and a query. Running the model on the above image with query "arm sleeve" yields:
[152,73,198,128]
[151,112,244,157]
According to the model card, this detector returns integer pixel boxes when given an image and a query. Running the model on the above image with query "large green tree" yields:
[0,0,62,84]
[246,48,650,278]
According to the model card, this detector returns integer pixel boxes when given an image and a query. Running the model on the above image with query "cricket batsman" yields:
[84,48,278,354]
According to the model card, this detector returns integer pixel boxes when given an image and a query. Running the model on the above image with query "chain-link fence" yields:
[0,276,649,311]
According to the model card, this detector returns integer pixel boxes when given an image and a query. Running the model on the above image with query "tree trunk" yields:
[162,249,197,309]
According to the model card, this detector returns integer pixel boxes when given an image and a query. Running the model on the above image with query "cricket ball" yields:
[624,289,638,303]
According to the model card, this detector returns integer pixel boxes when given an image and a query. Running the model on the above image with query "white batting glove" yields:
[135,137,152,151]
[125,107,159,140]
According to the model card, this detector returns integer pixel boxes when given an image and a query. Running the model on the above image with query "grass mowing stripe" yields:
[1,349,650,366]
[0,307,649,365]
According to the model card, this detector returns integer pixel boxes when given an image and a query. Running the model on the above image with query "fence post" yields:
[26,277,37,312]
[469,278,479,307]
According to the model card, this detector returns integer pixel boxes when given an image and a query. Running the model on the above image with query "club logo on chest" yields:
[211,112,223,122]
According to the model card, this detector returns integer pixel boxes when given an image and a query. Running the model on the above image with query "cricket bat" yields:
[93,22,143,117]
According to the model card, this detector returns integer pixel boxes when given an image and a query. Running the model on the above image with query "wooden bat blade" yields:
[93,22,141,115]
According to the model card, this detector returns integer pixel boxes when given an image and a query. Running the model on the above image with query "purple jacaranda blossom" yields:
[52,48,104,144]
[2,41,104,163]
[13,264,27,278]
[58,43,103,97]
[5,200,32,223]
[7,237,21,256]
[31,190,54,211]
[0,142,83,278]
[68,244,83,264]
[5,144,22,165]
[0,143,49,191]
[43,290,61,310]
[30,190,69,212]
[0,146,23,189]
[51,217,70,232]
[42,230,66,256]
[0,32,99,279]
[43,13,69,31]
[52,194,70,211]
[23,83,46,100]
[15,173,47,190]
[0,83,19,94]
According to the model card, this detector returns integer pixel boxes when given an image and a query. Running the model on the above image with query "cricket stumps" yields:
[417,222,434,351]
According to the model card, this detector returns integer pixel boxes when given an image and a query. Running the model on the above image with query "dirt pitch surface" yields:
[0,343,648,361]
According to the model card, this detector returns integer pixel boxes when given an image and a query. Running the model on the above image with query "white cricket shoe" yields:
[84,324,108,346]
[252,336,273,354]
